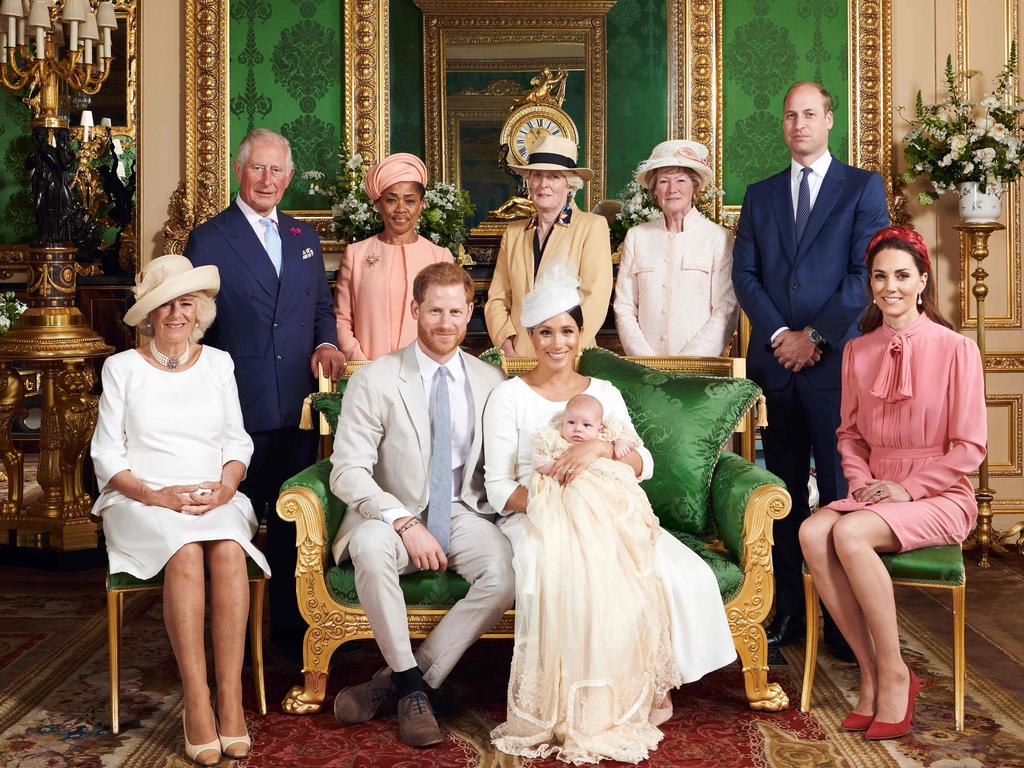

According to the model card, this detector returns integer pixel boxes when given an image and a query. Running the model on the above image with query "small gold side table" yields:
[955,221,1003,567]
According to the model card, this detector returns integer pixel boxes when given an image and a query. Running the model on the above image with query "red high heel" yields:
[840,711,874,731]
[864,667,921,740]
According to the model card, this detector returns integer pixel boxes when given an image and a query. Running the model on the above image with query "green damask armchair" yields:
[276,348,792,715]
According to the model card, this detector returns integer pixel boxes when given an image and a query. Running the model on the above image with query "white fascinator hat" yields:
[520,261,582,330]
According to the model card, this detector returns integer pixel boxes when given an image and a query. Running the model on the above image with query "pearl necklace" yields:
[150,339,190,369]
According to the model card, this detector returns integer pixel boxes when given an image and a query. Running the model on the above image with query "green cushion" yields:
[327,563,472,608]
[107,556,265,591]
[669,530,745,602]
[577,348,761,537]
[282,459,346,548]
[710,451,786,563]
[803,544,964,587]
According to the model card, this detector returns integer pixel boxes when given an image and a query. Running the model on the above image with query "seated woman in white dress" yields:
[90,256,270,767]
[484,265,736,765]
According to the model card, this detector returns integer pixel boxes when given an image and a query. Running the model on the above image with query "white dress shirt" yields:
[380,343,474,526]
[772,151,833,342]
[235,195,278,249]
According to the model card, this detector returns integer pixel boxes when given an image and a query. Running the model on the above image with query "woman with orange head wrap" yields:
[335,152,454,360]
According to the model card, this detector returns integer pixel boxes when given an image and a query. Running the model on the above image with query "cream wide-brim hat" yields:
[507,135,594,182]
[635,139,714,191]
[123,255,220,327]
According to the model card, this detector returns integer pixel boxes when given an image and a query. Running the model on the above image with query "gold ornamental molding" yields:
[668,1,894,221]
[415,0,616,208]
[344,0,389,166]
[983,394,1023,477]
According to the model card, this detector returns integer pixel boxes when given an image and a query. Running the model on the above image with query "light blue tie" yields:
[260,216,282,276]
[427,366,452,554]
[795,166,812,244]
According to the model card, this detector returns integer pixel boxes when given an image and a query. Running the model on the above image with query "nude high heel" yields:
[649,693,674,727]
[217,724,252,760]
[182,711,221,766]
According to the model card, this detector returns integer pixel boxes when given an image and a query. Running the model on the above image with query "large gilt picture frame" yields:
[170,0,894,250]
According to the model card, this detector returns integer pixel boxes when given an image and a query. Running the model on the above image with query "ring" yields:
[875,489,883,495]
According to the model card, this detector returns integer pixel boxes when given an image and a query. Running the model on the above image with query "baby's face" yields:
[561,404,602,443]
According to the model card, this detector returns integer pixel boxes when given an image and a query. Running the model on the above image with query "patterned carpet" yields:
[0,564,1022,768]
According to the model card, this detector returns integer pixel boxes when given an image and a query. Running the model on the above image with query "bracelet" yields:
[397,518,420,535]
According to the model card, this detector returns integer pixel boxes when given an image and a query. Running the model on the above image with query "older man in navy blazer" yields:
[732,82,889,656]
[185,128,346,651]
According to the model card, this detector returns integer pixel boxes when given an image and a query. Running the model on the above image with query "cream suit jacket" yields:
[329,342,506,562]
[484,209,613,356]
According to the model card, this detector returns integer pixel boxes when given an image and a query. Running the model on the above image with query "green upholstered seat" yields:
[107,556,266,591]
[802,544,964,587]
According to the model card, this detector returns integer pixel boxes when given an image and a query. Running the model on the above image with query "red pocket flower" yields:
[289,227,302,236]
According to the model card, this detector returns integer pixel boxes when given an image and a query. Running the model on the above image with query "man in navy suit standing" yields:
[185,128,346,652]
[732,83,889,656]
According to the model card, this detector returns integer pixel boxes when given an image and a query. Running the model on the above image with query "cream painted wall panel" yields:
[139,0,184,264]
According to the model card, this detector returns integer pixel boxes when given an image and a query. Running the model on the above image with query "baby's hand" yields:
[535,459,556,476]
[612,439,634,460]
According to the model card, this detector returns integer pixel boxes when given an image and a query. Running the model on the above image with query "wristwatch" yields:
[804,326,826,348]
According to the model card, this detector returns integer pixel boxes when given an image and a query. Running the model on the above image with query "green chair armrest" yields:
[709,451,786,563]
[280,459,348,548]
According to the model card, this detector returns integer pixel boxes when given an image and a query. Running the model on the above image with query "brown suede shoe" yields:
[333,667,396,724]
[397,691,443,747]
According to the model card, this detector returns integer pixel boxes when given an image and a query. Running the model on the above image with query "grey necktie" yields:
[427,366,452,554]
[795,166,812,244]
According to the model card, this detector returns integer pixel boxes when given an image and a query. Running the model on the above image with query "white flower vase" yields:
[957,181,1003,222]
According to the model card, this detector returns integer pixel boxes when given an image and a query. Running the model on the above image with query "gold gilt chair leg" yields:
[248,579,267,716]
[107,591,121,735]
[952,584,966,732]
[800,572,819,713]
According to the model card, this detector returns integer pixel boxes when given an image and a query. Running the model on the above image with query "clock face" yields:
[500,104,579,167]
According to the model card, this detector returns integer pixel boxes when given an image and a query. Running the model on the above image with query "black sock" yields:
[392,666,426,698]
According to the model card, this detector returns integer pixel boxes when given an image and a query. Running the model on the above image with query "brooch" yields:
[289,227,302,236]
[365,252,379,267]
[301,247,315,260]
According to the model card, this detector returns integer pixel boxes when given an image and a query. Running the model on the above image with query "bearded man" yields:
[327,262,513,747]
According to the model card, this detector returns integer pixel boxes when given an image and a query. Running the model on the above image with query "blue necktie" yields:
[795,166,812,244]
[427,366,452,554]
[260,216,282,276]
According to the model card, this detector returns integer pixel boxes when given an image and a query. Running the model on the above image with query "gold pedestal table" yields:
[0,245,113,550]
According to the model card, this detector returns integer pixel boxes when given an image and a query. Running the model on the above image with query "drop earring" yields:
[917,293,923,306]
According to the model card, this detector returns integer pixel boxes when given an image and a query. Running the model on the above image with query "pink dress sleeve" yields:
[836,342,874,493]
[901,337,987,500]
[334,246,367,361]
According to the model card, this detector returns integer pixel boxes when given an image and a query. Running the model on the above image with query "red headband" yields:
[866,226,931,272]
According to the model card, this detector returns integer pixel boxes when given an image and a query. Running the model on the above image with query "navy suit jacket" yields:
[184,202,339,434]
[732,156,889,391]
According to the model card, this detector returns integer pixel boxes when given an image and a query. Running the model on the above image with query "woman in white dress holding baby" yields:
[484,265,735,765]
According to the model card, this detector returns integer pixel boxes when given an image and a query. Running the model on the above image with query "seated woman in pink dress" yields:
[335,153,454,360]
[799,226,986,741]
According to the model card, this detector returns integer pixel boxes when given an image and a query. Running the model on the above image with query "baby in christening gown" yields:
[491,394,681,765]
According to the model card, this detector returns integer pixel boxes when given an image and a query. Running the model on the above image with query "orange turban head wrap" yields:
[363,152,429,201]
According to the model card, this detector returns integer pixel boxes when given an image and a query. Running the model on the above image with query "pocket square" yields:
[302,247,315,260]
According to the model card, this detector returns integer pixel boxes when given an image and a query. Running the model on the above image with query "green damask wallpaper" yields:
[0,91,35,244]
[605,0,667,199]
[722,0,849,206]
[389,0,425,159]
[228,0,343,211]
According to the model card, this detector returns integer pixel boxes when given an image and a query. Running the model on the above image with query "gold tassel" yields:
[756,394,768,428]
[299,395,314,430]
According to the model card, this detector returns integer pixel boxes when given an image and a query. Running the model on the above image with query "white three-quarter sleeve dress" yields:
[90,346,270,579]
[483,376,736,685]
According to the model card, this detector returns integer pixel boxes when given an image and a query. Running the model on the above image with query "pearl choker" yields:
[150,339,190,369]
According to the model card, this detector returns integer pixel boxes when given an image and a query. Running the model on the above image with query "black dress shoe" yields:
[766,613,806,647]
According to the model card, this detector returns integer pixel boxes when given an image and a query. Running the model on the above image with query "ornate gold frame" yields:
[415,0,615,209]
[445,80,524,191]
[667,0,895,221]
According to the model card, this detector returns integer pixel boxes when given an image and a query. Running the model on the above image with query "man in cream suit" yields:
[329,262,513,747]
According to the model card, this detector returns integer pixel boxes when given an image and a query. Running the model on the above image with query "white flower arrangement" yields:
[0,292,26,336]
[303,139,474,250]
[903,43,1024,205]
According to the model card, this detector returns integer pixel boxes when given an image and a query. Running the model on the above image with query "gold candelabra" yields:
[0,0,118,551]
[955,221,1008,567]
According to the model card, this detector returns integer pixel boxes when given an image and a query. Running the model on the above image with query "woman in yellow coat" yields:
[485,136,613,357]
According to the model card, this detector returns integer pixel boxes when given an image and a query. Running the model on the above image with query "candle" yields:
[16,17,23,47]
[33,25,41,59]
[102,26,109,56]
[5,17,12,47]
[68,20,77,51]
[97,43,104,71]
[83,37,91,64]
[0,34,6,64]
